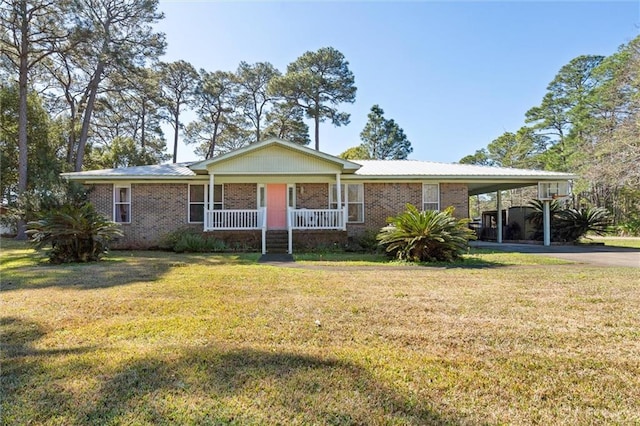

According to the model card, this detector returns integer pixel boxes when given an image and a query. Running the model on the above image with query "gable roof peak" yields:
[189,138,361,172]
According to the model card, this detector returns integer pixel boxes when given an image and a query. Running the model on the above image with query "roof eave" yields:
[62,174,197,181]
[344,174,578,180]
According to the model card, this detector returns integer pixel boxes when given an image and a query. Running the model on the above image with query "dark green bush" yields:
[555,207,611,242]
[377,204,476,262]
[352,229,382,253]
[173,233,227,253]
[527,200,611,242]
[27,203,122,264]
[158,227,197,250]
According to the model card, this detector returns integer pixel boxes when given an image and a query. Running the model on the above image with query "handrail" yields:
[289,208,344,230]
[205,209,262,231]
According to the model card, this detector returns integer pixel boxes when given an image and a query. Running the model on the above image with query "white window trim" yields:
[257,184,265,208]
[288,184,296,208]
[422,183,440,211]
[330,183,364,223]
[113,184,131,224]
[188,184,223,223]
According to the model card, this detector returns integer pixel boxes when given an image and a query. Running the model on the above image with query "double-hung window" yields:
[189,184,223,223]
[114,185,131,223]
[423,183,440,211]
[330,183,364,223]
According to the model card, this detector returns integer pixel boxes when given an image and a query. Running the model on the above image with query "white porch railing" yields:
[288,208,346,230]
[205,208,345,255]
[204,209,265,231]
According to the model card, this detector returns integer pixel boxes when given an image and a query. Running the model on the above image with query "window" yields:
[288,184,296,208]
[258,184,265,208]
[114,185,131,223]
[330,183,364,223]
[189,184,222,223]
[423,184,439,211]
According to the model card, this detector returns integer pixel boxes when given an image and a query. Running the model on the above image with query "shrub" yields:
[345,229,381,253]
[527,200,611,242]
[377,204,476,262]
[555,207,611,242]
[158,227,197,250]
[27,203,122,264]
[617,215,640,236]
[526,199,564,230]
[172,232,227,253]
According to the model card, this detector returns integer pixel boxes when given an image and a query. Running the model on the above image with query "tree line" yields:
[3,1,415,238]
[460,36,640,231]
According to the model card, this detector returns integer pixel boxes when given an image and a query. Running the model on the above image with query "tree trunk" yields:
[255,103,261,143]
[172,106,179,163]
[314,113,320,151]
[141,100,146,150]
[15,0,29,240]
[207,120,219,159]
[75,61,105,171]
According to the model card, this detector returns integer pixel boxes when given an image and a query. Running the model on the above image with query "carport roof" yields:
[348,160,576,195]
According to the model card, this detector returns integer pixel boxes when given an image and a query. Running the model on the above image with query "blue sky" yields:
[155,0,640,163]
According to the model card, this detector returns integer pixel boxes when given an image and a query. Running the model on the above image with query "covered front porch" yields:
[203,207,347,254]
[189,139,361,255]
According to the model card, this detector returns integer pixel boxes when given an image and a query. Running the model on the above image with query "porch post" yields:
[336,173,344,230]
[543,200,551,247]
[208,173,214,211]
[496,190,503,244]
[207,173,215,230]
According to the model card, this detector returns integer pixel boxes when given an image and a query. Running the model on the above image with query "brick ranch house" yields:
[62,138,575,253]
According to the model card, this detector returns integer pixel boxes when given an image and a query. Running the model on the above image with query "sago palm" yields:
[555,207,611,242]
[28,203,123,263]
[377,204,476,262]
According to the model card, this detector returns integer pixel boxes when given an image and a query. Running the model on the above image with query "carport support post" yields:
[496,191,503,243]
[543,199,551,247]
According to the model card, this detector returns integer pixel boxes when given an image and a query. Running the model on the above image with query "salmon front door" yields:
[266,184,287,229]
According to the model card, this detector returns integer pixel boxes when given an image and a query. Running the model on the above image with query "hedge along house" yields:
[62,138,576,253]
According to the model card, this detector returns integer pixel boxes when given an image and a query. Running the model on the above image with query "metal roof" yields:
[61,155,576,195]
[351,160,575,178]
[62,162,196,179]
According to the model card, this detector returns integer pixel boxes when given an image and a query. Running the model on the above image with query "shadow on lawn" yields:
[0,250,258,293]
[79,347,460,425]
[1,317,460,424]
[1,317,97,424]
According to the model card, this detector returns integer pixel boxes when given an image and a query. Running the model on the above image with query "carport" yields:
[468,174,576,246]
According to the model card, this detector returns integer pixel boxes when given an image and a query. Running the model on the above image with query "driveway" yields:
[471,241,640,268]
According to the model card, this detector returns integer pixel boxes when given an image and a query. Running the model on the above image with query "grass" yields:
[2,238,640,425]
[581,236,640,249]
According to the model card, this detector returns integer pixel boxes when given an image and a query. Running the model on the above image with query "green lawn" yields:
[582,236,640,249]
[2,238,640,425]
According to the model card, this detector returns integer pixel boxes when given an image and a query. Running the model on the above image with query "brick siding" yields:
[347,182,469,237]
[87,180,469,249]
[225,183,256,209]
[88,183,196,249]
[439,183,469,220]
[295,183,328,209]
[88,184,112,218]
